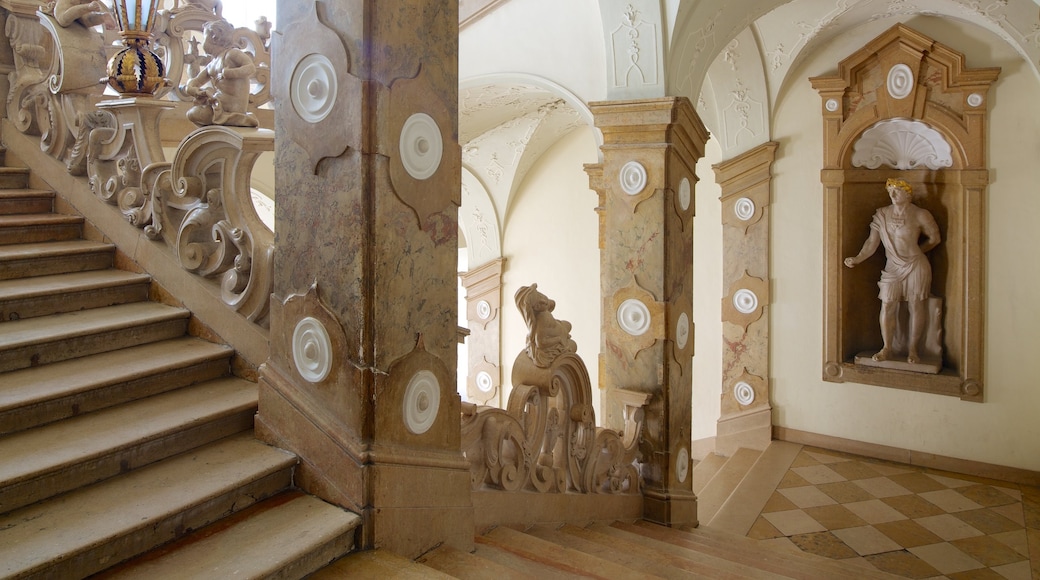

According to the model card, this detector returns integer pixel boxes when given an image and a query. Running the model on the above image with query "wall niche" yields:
[810,24,999,402]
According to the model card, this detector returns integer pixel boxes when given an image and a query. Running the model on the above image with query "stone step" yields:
[0,212,84,245]
[0,269,152,322]
[578,522,785,579]
[691,451,728,495]
[0,377,257,514]
[312,549,456,579]
[709,441,803,535]
[0,189,54,215]
[0,239,115,280]
[696,447,762,523]
[415,543,532,580]
[0,432,295,579]
[0,301,190,372]
[478,526,654,579]
[0,337,232,435]
[100,491,361,579]
[0,166,30,189]
[614,521,899,579]
[471,538,589,578]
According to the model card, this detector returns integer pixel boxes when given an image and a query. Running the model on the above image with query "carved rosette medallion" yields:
[476,299,492,320]
[475,370,494,393]
[403,369,440,435]
[292,316,332,383]
[966,93,983,108]
[675,447,690,483]
[726,368,766,412]
[619,161,648,195]
[887,64,914,100]
[734,197,755,221]
[722,271,769,331]
[825,98,840,112]
[678,177,692,211]
[676,312,690,350]
[275,0,358,173]
[617,299,651,336]
[733,381,755,405]
[399,113,443,180]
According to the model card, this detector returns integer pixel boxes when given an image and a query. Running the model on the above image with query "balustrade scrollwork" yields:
[462,284,649,494]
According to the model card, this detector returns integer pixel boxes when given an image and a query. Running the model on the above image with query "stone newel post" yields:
[586,97,708,527]
[256,1,471,557]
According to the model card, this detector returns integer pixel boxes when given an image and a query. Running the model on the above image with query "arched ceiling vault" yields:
[668,0,1040,160]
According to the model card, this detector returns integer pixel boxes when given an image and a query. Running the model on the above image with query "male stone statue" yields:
[844,178,941,364]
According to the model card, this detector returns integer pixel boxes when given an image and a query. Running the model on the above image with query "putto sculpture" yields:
[515,283,578,368]
[182,20,259,128]
[844,178,941,366]
[50,0,115,29]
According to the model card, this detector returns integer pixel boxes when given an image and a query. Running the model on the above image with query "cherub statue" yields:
[515,284,578,368]
[181,20,259,128]
[173,0,223,19]
[844,178,941,364]
[49,0,116,29]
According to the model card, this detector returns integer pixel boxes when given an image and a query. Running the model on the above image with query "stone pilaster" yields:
[586,97,708,527]
[256,0,471,557]
[459,257,504,405]
[713,142,777,456]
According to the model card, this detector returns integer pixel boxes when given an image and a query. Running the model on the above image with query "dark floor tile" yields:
[953,508,1023,535]
[946,568,1009,580]
[882,494,945,519]
[747,516,784,540]
[888,473,948,494]
[829,460,883,481]
[957,484,1019,507]
[761,490,798,513]
[789,531,859,560]
[950,535,1029,567]
[803,504,869,531]
[873,519,944,548]
[818,481,876,504]
[864,550,942,579]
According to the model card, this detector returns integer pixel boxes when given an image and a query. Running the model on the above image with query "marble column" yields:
[713,142,777,456]
[459,257,504,406]
[256,0,472,557]
[586,97,708,527]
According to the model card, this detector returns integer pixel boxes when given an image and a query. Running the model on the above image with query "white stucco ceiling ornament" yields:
[617,298,652,336]
[851,118,953,170]
[403,369,440,435]
[292,316,332,383]
[620,161,649,195]
[887,64,915,99]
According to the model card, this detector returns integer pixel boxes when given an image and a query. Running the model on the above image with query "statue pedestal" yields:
[853,296,944,374]
[854,352,942,374]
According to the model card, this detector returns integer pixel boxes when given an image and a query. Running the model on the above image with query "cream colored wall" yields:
[459,0,607,103]
[692,137,724,443]
[499,126,602,411]
[771,16,1040,471]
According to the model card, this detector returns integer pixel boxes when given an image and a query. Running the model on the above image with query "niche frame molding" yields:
[809,24,999,402]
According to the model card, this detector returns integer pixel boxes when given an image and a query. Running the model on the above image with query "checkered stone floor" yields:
[746,447,1040,579]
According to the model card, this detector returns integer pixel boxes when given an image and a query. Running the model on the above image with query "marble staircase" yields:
[0,151,361,578]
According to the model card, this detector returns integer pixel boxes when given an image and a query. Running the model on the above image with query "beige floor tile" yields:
[873,519,945,548]
[946,567,1010,579]
[761,509,827,536]
[803,504,869,530]
[890,473,949,494]
[864,461,915,477]
[989,503,1025,527]
[759,536,802,553]
[954,508,1024,535]
[883,494,946,519]
[994,487,1022,502]
[831,525,903,556]
[792,464,847,485]
[1027,528,1040,578]
[990,529,1030,557]
[989,560,1032,580]
[844,499,910,524]
[926,473,975,489]
[818,481,875,504]
[829,460,883,481]
[864,550,942,579]
[919,489,986,513]
[747,515,784,540]
[958,485,1020,508]
[915,514,984,541]
[854,476,914,499]
[908,543,985,575]
[950,535,1029,567]
[778,485,838,509]
[789,531,859,559]
[804,450,848,464]
[790,452,821,468]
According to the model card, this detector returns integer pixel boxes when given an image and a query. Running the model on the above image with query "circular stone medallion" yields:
[476,300,492,320]
[887,64,914,100]
[734,381,755,405]
[676,312,690,349]
[734,197,755,221]
[619,161,648,196]
[292,316,332,383]
[400,113,443,180]
[403,369,441,435]
[676,447,690,483]
[475,371,494,393]
[733,289,759,315]
[679,177,691,211]
[617,299,651,336]
[290,54,337,123]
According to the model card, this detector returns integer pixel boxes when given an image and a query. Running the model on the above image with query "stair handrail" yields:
[461,283,650,494]
[0,2,275,328]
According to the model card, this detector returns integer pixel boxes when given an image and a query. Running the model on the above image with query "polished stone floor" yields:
[746,447,1039,579]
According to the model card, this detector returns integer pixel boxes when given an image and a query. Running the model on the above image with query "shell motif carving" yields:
[851,118,953,171]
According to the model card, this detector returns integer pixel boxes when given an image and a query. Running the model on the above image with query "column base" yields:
[716,406,772,456]
[643,488,699,528]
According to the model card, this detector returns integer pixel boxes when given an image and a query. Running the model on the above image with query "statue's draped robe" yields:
[871,207,931,302]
